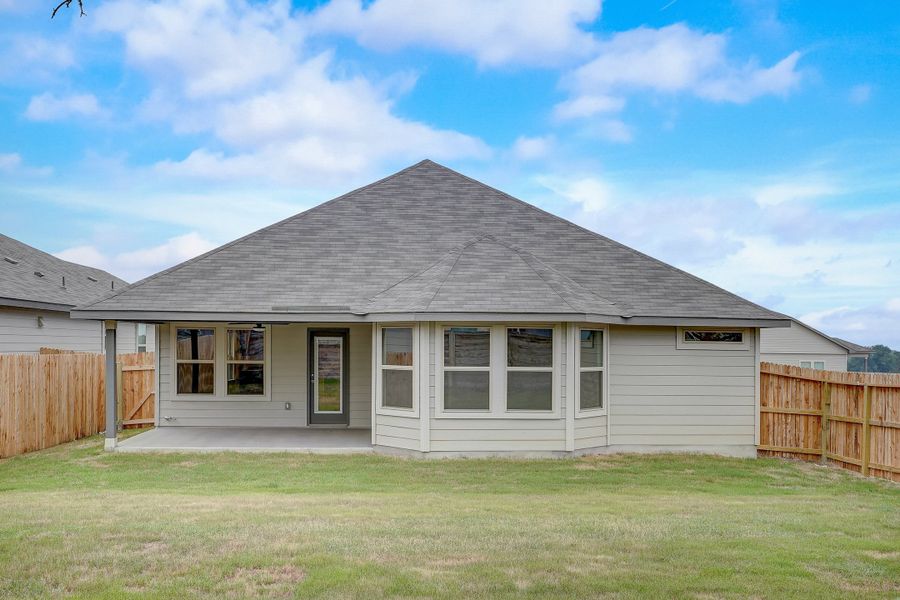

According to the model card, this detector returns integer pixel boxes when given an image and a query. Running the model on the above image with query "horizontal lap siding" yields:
[609,325,756,447]
[158,323,372,428]
[375,414,420,450]
[760,353,847,372]
[0,307,101,354]
[575,414,606,450]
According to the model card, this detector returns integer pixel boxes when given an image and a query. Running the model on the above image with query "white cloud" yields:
[886,298,900,313]
[539,175,614,213]
[557,23,802,120]
[849,84,872,105]
[94,0,489,183]
[55,232,217,282]
[307,0,600,67]
[553,94,625,120]
[753,181,837,207]
[25,93,102,121]
[798,302,900,348]
[511,135,553,161]
[0,153,22,172]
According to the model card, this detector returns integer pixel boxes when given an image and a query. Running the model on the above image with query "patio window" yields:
[577,329,605,412]
[443,327,490,411]
[506,328,553,411]
[381,327,414,409]
[175,328,215,394]
[226,328,266,395]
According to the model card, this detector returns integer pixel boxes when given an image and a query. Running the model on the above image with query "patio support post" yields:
[104,320,117,451]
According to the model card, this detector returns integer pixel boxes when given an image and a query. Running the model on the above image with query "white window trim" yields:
[375,324,419,418]
[435,323,561,419]
[575,325,609,418]
[676,327,750,351]
[170,323,271,402]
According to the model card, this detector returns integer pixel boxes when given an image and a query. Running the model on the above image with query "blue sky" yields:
[1,0,898,346]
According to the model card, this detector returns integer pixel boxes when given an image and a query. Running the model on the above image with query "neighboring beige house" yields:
[760,319,871,371]
[74,160,793,457]
[0,234,154,355]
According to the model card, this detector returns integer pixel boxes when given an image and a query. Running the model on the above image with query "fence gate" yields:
[118,352,156,428]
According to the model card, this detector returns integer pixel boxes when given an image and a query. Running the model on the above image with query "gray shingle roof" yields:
[75,160,787,323]
[0,234,126,310]
[830,337,872,355]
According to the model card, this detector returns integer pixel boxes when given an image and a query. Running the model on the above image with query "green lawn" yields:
[0,436,897,599]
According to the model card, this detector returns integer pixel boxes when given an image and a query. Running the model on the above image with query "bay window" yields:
[443,327,490,411]
[506,328,553,411]
[577,329,605,412]
[381,327,414,409]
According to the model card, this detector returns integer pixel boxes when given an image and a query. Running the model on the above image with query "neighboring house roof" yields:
[73,160,789,326]
[830,337,872,357]
[0,234,126,312]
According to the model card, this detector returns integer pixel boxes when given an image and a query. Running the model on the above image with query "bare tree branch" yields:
[51,0,86,19]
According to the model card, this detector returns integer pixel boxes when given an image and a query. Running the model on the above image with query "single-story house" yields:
[73,160,792,456]
[0,234,155,355]
[760,319,871,371]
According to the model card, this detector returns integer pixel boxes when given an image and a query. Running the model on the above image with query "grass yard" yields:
[0,436,898,599]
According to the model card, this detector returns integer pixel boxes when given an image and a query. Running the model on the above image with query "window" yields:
[801,360,825,370]
[800,361,811,368]
[381,327,414,409]
[176,328,215,394]
[443,327,490,410]
[683,330,743,343]
[578,329,605,411]
[814,361,825,370]
[507,328,553,411]
[226,328,265,395]
[676,327,750,350]
[136,323,148,353]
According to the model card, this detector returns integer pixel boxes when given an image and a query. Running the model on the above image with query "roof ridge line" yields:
[421,244,468,313]
[422,160,783,319]
[361,234,486,306]
[76,161,433,311]
[485,235,630,316]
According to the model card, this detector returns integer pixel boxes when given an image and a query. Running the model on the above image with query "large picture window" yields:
[578,329,605,411]
[226,328,265,395]
[506,328,553,411]
[443,327,490,410]
[381,327,414,409]
[176,328,215,394]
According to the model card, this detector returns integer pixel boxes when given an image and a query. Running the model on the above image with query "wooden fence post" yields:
[861,384,872,476]
[115,361,123,433]
[820,381,831,465]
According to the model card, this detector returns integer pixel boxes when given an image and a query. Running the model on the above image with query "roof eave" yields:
[70,308,791,328]
[1,296,75,312]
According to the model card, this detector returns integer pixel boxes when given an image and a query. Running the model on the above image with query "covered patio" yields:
[116,427,374,453]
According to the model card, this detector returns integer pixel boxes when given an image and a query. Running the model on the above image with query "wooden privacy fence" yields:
[758,362,900,482]
[0,351,155,458]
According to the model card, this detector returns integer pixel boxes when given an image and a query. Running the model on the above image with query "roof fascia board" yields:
[0,297,74,312]
[70,309,790,328]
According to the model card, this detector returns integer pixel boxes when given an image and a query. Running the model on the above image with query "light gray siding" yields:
[157,322,372,428]
[608,325,756,447]
[0,306,102,354]
[760,322,848,371]
[574,415,607,450]
[113,322,156,355]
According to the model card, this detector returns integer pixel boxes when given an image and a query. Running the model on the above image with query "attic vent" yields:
[111,281,115,290]
[87,276,98,282]
[34,271,44,278]
[61,276,66,288]
[3,256,18,265]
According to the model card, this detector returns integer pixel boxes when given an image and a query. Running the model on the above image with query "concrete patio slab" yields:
[115,427,374,453]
